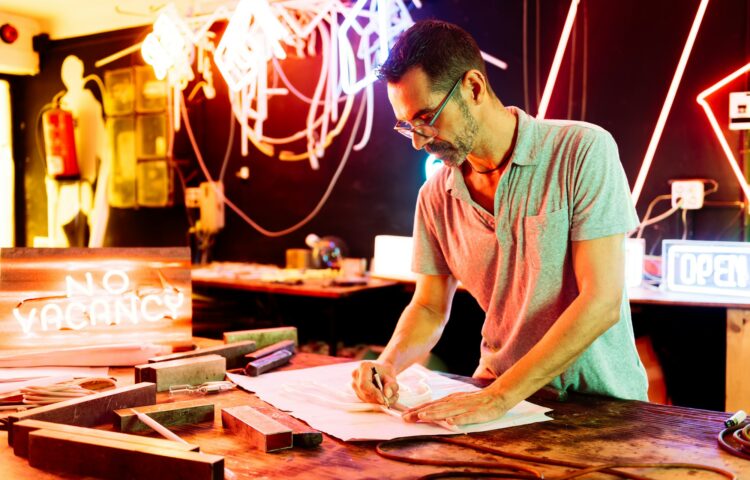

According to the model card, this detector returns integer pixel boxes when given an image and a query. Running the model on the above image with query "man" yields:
[352,20,648,426]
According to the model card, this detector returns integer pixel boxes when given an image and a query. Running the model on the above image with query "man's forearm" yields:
[378,301,448,374]
[489,292,621,408]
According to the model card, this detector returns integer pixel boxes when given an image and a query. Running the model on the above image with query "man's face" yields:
[387,68,478,168]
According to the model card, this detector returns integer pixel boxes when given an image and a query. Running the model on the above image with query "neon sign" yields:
[12,270,185,335]
[663,240,750,297]
[696,62,750,211]
[0,247,192,351]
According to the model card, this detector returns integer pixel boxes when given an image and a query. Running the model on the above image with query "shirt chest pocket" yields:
[523,208,570,270]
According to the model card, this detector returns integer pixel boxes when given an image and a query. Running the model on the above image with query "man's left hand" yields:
[401,388,509,426]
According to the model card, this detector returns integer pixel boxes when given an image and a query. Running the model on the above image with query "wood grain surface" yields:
[1,352,747,479]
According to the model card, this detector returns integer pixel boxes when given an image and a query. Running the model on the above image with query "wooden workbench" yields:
[1,353,747,479]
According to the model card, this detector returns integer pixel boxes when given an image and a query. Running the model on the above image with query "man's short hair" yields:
[377,19,491,95]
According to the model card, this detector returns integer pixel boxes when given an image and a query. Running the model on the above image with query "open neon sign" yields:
[12,269,185,336]
[663,240,750,297]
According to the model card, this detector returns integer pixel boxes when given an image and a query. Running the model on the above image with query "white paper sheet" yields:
[227,361,552,441]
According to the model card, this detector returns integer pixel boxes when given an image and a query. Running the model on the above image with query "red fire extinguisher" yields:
[42,108,80,179]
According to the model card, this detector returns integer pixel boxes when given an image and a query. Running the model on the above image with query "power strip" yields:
[671,180,704,209]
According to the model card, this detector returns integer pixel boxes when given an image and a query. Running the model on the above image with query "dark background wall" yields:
[10,0,750,260]
[5,0,748,406]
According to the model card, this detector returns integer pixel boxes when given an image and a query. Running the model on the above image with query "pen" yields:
[724,409,747,428]
[371,367,390,408]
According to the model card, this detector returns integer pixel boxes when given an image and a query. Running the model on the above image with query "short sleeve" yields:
[569,130,639,241]
[411,186,452,275]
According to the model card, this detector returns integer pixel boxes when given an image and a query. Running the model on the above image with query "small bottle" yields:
[724,410,747,428]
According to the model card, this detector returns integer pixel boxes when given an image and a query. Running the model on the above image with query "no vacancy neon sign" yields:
[13,269,185,335]
[0,248,192,351]
[662,240,750,297]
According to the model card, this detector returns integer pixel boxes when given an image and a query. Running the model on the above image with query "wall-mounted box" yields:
[0,12,40,75]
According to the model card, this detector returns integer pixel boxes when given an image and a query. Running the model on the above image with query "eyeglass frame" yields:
[393,73,464,141]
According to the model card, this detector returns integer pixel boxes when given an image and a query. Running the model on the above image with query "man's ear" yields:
[464,70,486,104]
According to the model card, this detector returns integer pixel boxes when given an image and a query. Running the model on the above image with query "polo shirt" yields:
[412,107,648,400]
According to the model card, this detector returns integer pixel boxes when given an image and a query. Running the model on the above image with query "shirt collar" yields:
[444,106,537,195]
[505,106,538,166]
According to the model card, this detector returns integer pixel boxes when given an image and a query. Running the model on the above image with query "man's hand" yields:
[351,361,399,407]
[402,387,509,426]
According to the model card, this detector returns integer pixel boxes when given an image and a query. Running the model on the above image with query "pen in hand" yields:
[371,366,390,408]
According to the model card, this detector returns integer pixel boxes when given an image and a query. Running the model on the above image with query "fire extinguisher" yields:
[41,108,80,179]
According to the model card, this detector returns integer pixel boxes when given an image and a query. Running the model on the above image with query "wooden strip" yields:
[136,355,226,392]
[28,429,223,480]
[148,340,257,369]
[244,339,295,361]
[114,399,215,433]
[12,419,199,458]
[221,405,292,452]
[726,308,750,411]
[255,406,322,448]
[244,349,293,376]
[223,326,298,348]
[6,382,156,446]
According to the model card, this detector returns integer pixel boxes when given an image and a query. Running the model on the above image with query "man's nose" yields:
[411,134,431,151]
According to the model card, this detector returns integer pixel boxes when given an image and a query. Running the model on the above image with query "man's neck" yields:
[465,103,517,172]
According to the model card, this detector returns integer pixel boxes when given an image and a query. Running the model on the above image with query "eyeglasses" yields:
[393,74,463,141]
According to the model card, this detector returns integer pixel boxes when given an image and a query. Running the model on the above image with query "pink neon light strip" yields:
[696,62,750,211]
[630,0,709,206]
[537,0,579,119]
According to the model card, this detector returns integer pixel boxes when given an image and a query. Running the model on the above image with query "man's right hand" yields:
[351,361,399,407]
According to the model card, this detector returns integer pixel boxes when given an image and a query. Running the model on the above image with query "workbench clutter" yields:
[8,385,228,479]
[1,326,307,479]
[135,326,298,390]
[0,247,192,366]
[192,260,369,287]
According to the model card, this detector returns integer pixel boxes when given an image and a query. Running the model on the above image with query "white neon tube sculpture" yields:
[141,0,508,171]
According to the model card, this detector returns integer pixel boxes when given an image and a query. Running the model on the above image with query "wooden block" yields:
[7,382,156,446]
[223,326,297,348]
[244,349,293,376]
[255,406,323,448]
[148,340,257,369]
[12,419,199,458]
[221,405,292,452]
[244,339,295,361]
[136,354,226,392]
[114,399,215,433]
[726,308,750,411]
[28,429,223,480]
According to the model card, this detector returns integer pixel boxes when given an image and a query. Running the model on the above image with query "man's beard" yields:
[426,100,478,168]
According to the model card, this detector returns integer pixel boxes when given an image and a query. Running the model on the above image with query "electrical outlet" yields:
[671,180,704,210]
[185,187,201,208]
